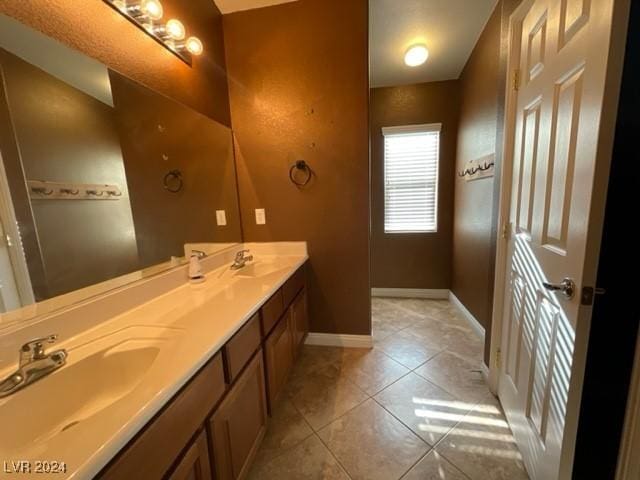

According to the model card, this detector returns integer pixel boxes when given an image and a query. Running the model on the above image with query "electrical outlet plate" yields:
[215,210,227,226]
[255,208,266,225]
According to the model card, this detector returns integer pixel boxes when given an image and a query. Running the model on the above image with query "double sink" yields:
[0,255,297,472]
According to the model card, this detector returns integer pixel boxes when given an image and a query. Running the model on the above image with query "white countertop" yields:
[0,247,307,479]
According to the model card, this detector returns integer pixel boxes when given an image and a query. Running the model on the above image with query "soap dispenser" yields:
[188,250,206,284]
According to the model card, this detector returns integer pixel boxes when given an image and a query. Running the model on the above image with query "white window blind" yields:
[382,123,440,233]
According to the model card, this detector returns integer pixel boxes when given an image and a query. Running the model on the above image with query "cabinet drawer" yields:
[209,351,268,480]
[260,289,284,336]
[224,313,261,383]
[282,266,305,307]
[99,353,225,480]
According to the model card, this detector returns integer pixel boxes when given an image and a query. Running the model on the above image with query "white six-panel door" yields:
[497,0,622,478]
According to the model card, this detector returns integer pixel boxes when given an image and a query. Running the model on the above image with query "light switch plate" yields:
[216,210,227,226]
[255,208,266,225]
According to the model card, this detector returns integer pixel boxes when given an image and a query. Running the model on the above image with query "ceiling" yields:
[214,0,299,14]
[370,0,498,87]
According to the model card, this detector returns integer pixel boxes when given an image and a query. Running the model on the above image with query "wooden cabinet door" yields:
[167,431,212,480]
[209,351,268,480]
[99,354,225,480]
[264,311,294,408]
[290,289,308,357]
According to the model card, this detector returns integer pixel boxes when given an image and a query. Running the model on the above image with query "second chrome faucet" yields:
[231,249,253,270]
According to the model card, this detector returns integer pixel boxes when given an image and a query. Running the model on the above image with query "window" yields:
[382,123,440,233]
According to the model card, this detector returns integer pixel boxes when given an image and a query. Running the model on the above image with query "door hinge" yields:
[501,221,512,240]
[513,69,521,91]
[495,348,502,369]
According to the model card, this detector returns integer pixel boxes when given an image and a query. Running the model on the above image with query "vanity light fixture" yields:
[138,0,164,20]
[185,36,204,56]
[165,19,186,40]
[404,44,429,67]
[103,0,204,65]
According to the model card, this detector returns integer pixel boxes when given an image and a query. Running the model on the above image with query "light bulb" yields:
[113,0,127,12]
[141,0,163,20]
[404,44,429,67]
[185,36,203,56]
[165,19,186,40]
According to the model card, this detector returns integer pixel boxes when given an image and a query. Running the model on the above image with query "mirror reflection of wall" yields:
[110,71,241,269]
[0,47,139,304]
[0,14,242,316]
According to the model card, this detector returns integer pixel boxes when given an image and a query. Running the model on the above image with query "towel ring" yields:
[289,160,313,187]
[163,169,183,193]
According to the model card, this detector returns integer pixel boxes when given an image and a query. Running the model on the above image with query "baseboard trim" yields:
[479,362,490,383]
[448,291,485,339]
[305,333,373,348]
[371,288,449,299]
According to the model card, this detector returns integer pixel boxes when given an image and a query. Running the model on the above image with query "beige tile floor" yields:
[248,298,530,480]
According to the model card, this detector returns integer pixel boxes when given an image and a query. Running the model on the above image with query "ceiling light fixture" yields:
[103,0,203,65]
[404,44,429,67]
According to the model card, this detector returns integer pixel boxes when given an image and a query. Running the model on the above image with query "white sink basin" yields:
[0,326,179,451]
[234,260,291,279]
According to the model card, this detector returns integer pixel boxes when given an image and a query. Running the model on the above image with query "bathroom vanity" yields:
[0,244,309,480]
[99,256,308,480]
[0,9,312,480]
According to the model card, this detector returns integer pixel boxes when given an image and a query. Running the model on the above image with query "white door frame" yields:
[488,0,631,473]
[0,150,34,307]
[486,0,524,393]
[488,0,631,472]
[488,0,630,391]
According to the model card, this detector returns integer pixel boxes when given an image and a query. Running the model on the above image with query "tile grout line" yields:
[250,397,317,472]
[370,396,435,478]
[313,431,354,479]
[426,400,488,480]
[370,383,480,480]
[370,386,478,480]
[373,299,491,479]
[255,298,491,479]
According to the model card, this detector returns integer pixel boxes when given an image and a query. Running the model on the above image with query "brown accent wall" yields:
[0,0,230,126]
[452,0,522,363]
[370,82,459,289]
[223,0,370,335]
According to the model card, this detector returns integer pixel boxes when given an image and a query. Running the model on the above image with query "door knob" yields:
[543,278,576,299]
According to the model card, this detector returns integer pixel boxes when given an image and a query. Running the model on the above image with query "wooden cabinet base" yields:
[264,310,294,410]
[209,351,268,480]
[290,289,309,358]
[98,264,307,480]
[167,431,212,480]
[98,354,225,480]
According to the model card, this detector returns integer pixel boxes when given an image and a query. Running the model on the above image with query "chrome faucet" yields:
[231,249,253,270]
[0,334,67,398]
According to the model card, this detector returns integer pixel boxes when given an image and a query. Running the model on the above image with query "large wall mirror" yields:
[0,14,242,326]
